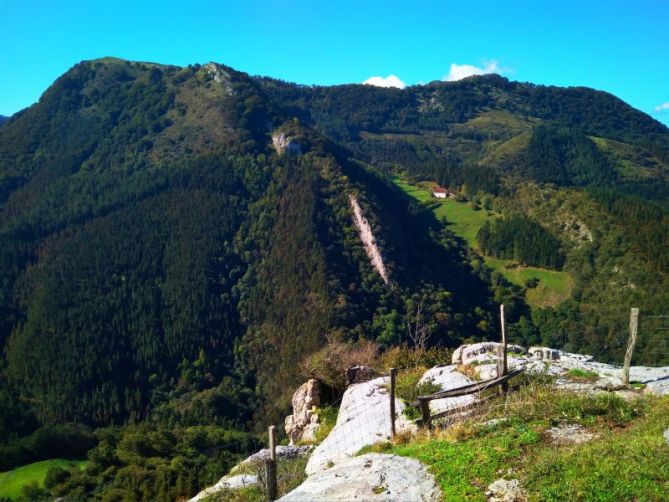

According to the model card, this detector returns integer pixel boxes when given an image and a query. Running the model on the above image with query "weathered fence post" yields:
[419,398,431,428]
[265,425,278,500]
[622,307,640,385]
[497,304,509,396]
[389,368,397,439]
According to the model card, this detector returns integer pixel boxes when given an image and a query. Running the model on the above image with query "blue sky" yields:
[2,0,668,125]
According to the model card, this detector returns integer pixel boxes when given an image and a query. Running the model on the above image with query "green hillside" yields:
[0,459,87,500]
[393,177,574,307]
[1,58,669,500]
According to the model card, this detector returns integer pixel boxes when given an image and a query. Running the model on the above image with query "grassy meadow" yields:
[0,459,87,500]
[393,176,573,307]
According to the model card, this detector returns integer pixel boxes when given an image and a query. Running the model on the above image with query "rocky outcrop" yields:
[452,342,526,366]
[203,62,235,95]
[486,478,526,502]
[239,445,313,466]
[285,379,327,445]
[272,132,302,154]
[346,365,379,386]
[189,445,312,501]
[280,453,442,501]
[349,194,389,284]
[189,474,258,501]
[528,346,560,360]
[449,343,669,397]
[546,423,598,445]
[418,365,477,416]
[305,376,414,475]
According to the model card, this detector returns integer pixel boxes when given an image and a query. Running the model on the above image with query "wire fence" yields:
[636,314,669,367]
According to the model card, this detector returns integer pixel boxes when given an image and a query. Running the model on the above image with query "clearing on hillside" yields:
[393,177,573,307]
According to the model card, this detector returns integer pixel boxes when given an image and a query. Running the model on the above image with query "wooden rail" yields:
[413,367,525,427]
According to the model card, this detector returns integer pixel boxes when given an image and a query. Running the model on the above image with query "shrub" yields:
[313,406,339,444]
[301,340,380,392]
[44,466,71,489]
[378,345,452,371]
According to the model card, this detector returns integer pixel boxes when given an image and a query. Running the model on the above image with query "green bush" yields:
[44,466,71,489]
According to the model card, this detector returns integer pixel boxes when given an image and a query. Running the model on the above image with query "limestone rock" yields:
[485,478,526,502]
[528,346,560,360]
[346,365,379,386]
[188,474,258,501]
[272,132,302,154]
[281,453,441,501]
[452,342,526,366]
[418,365,477,416]
[305,376,415,475]
[203,62,235,95]
[285,379,327,445]
[349,194,389,284]
[239,445,313,466]
[546,423,598,445]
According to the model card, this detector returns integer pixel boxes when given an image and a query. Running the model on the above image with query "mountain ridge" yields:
[1,57,669,500]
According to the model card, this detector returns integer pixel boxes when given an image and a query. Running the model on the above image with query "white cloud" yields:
[444,60,501,81]
[362,75,406,89]
[654,102,669,112]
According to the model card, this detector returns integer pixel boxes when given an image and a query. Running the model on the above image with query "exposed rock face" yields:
[285,379,326,445]
[418,365,476,416]
[528,346,560,360]
[349,194,389,284]
[280,453,442,502]
[272,132,302,154]
[486,478,526,502]
[346,365,379,386]
[190,446,312,501]
[546,423,598,445]
[452,342,526,366]
[189,474,258,501]
[203,62,235,95]
[448,342,669,397]
[240,445,313,465]
[305,376,415,475]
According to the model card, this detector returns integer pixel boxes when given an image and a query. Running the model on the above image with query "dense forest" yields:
[477,216,564,269]
[1,57,669,500]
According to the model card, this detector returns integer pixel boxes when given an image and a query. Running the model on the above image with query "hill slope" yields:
[0,59,502,431]
[1,57,669,500]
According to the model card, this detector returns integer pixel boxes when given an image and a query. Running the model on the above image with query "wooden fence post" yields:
[622,307,640,385]
[265,425,277,500]
[498,304,509,395]
[389,368,397,439]
[419,398,431,428]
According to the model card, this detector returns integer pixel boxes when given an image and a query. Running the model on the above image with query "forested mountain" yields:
[1,57,669,499]
[0,115,7,126]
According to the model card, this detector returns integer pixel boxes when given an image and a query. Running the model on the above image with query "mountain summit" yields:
[0,57,668,500]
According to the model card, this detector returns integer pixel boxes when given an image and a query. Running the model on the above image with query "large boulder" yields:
[285,379,329,445]
[452,343,526,366]
[418,365,477,416]
[280,453,441,501]
[305,376,415,475]
[485,478,526,502]
[240,445,313,465]
[189,445,313,501]
[189,474,258,501]
[528,347,560,360]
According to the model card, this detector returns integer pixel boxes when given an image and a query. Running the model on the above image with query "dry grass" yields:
[300,340,380,392]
